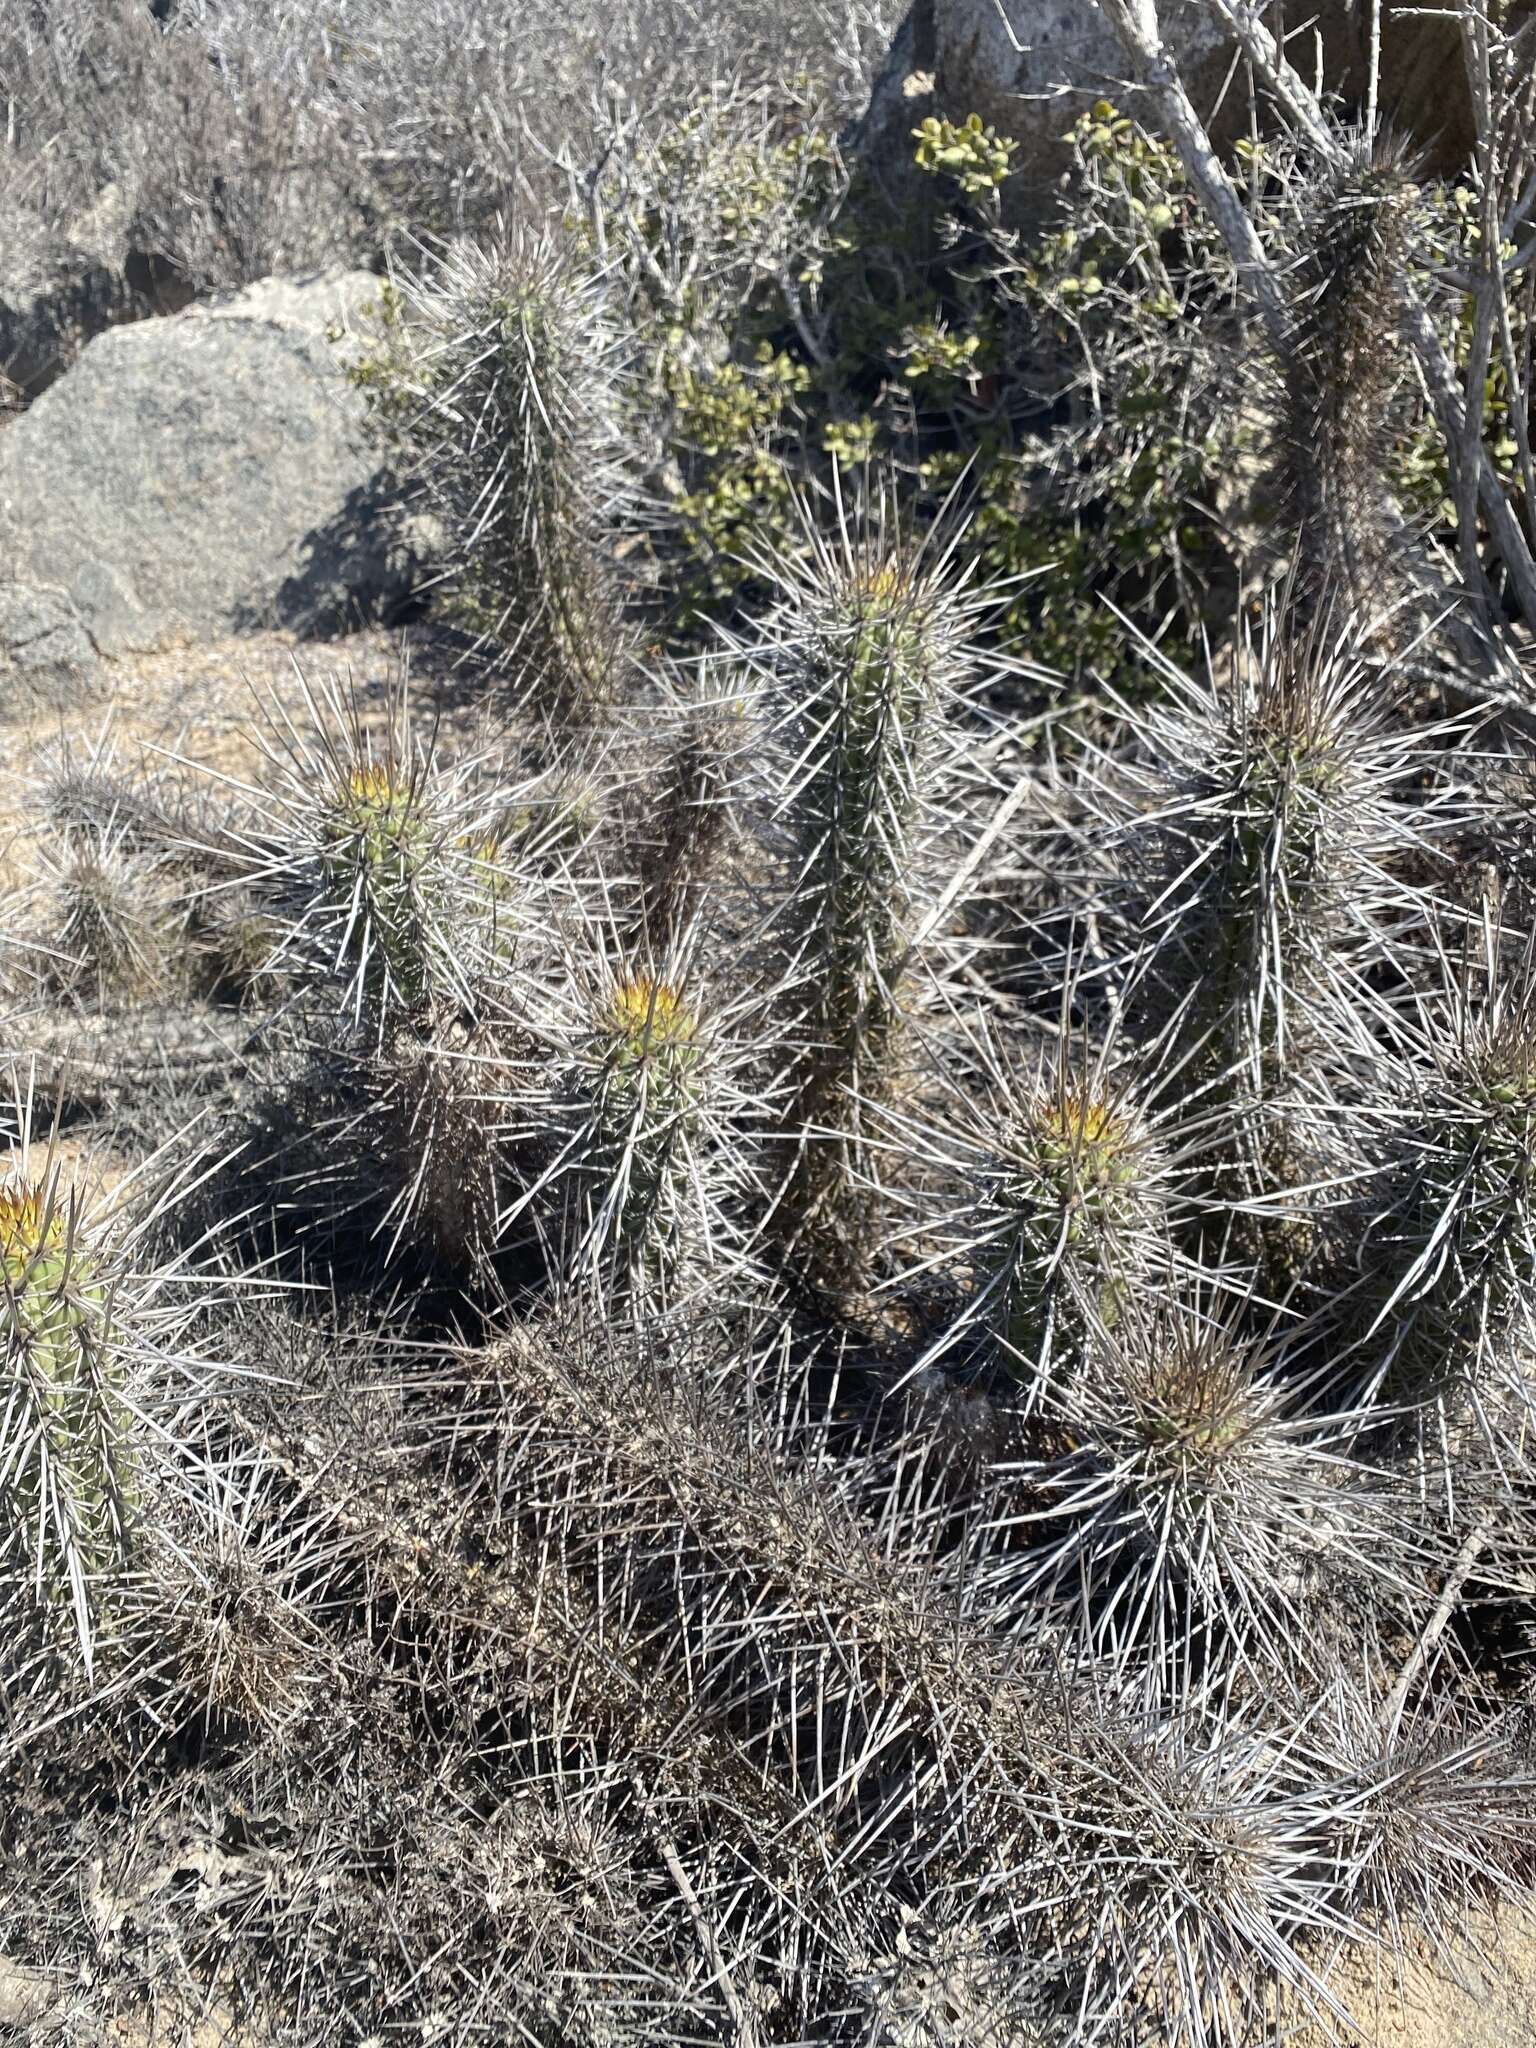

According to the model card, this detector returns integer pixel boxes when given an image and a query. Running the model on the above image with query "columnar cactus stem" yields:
[559,971,711,1298]
[389,229,632,718]
[1,1175,136,1671]
[1278,140,1419,628]
[972,1058,1163,1392]
[748,509,976,1299]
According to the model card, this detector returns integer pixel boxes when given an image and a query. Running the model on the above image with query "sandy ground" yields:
[1,629,389,889]
[1301,1908,1536,2046]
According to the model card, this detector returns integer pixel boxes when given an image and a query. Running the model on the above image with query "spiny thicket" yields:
[4,41,1536,2048]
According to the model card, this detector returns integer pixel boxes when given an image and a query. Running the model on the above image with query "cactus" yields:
[1276,139,1419,627]
[388,229,632,718]
[745,506,975,1299]
[629,681,742,948]
[30,756,273,1008]
[46,827,178,1005]
[553,969,714,1298]
[213,672,504,1036]
[190,991,543,1285]
[1314,1699,1535,1962]
[1349,940,1536,1476]
[1090,600,1465,1284]
[0,1173,137,1672]
[1112,609,1427,1091]
[316,760,441,1012]
[969,1046,1167,1393]
[150,1448,340,1740]
[1,813,185,1012]
[969,1302,1413,1701]
[369,1006,540,1274]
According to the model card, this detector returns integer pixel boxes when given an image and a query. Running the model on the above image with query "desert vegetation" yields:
[3,0,1536,2043]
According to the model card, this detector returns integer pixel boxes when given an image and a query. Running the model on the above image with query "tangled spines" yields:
[5,69,1536,2040]
[8,587,1534,2047]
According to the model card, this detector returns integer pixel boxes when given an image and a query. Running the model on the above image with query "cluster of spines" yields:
[1275,138,1419,627]
[552,966,712,1299]
[745,508,975,1300]
[391,228,633,719]
[1344,937,1536,1481]
[0,1171,136,1672]
[1078,600,1475,1295]
[970,1047,1165,1393]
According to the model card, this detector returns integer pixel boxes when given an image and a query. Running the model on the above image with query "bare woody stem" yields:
[1086,0,1536,635]
[1087,0,1288,345]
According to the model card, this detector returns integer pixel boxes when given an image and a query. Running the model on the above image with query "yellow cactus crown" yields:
[0,1180,65,1280]
[603,976,695,1048]
[348,762,393,799]
[1044,1088,1130,1151]
[323,759,429,865]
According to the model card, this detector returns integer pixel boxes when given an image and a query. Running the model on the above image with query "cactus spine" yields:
[969,1050,1164,1392]
[394,229,631,717]
[1,1176,136,1670]
[754,517,964,1298]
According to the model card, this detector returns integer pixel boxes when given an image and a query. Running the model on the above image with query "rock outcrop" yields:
[855,0,1514,226]
[0,269,419,713]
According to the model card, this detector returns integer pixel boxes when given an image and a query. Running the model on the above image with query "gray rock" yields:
[203,268,382,354]
[855,0,1518,228]
[0,269,420,682]
[0,193,127,404]
[0,583,103,715]
[0,183,194,407]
